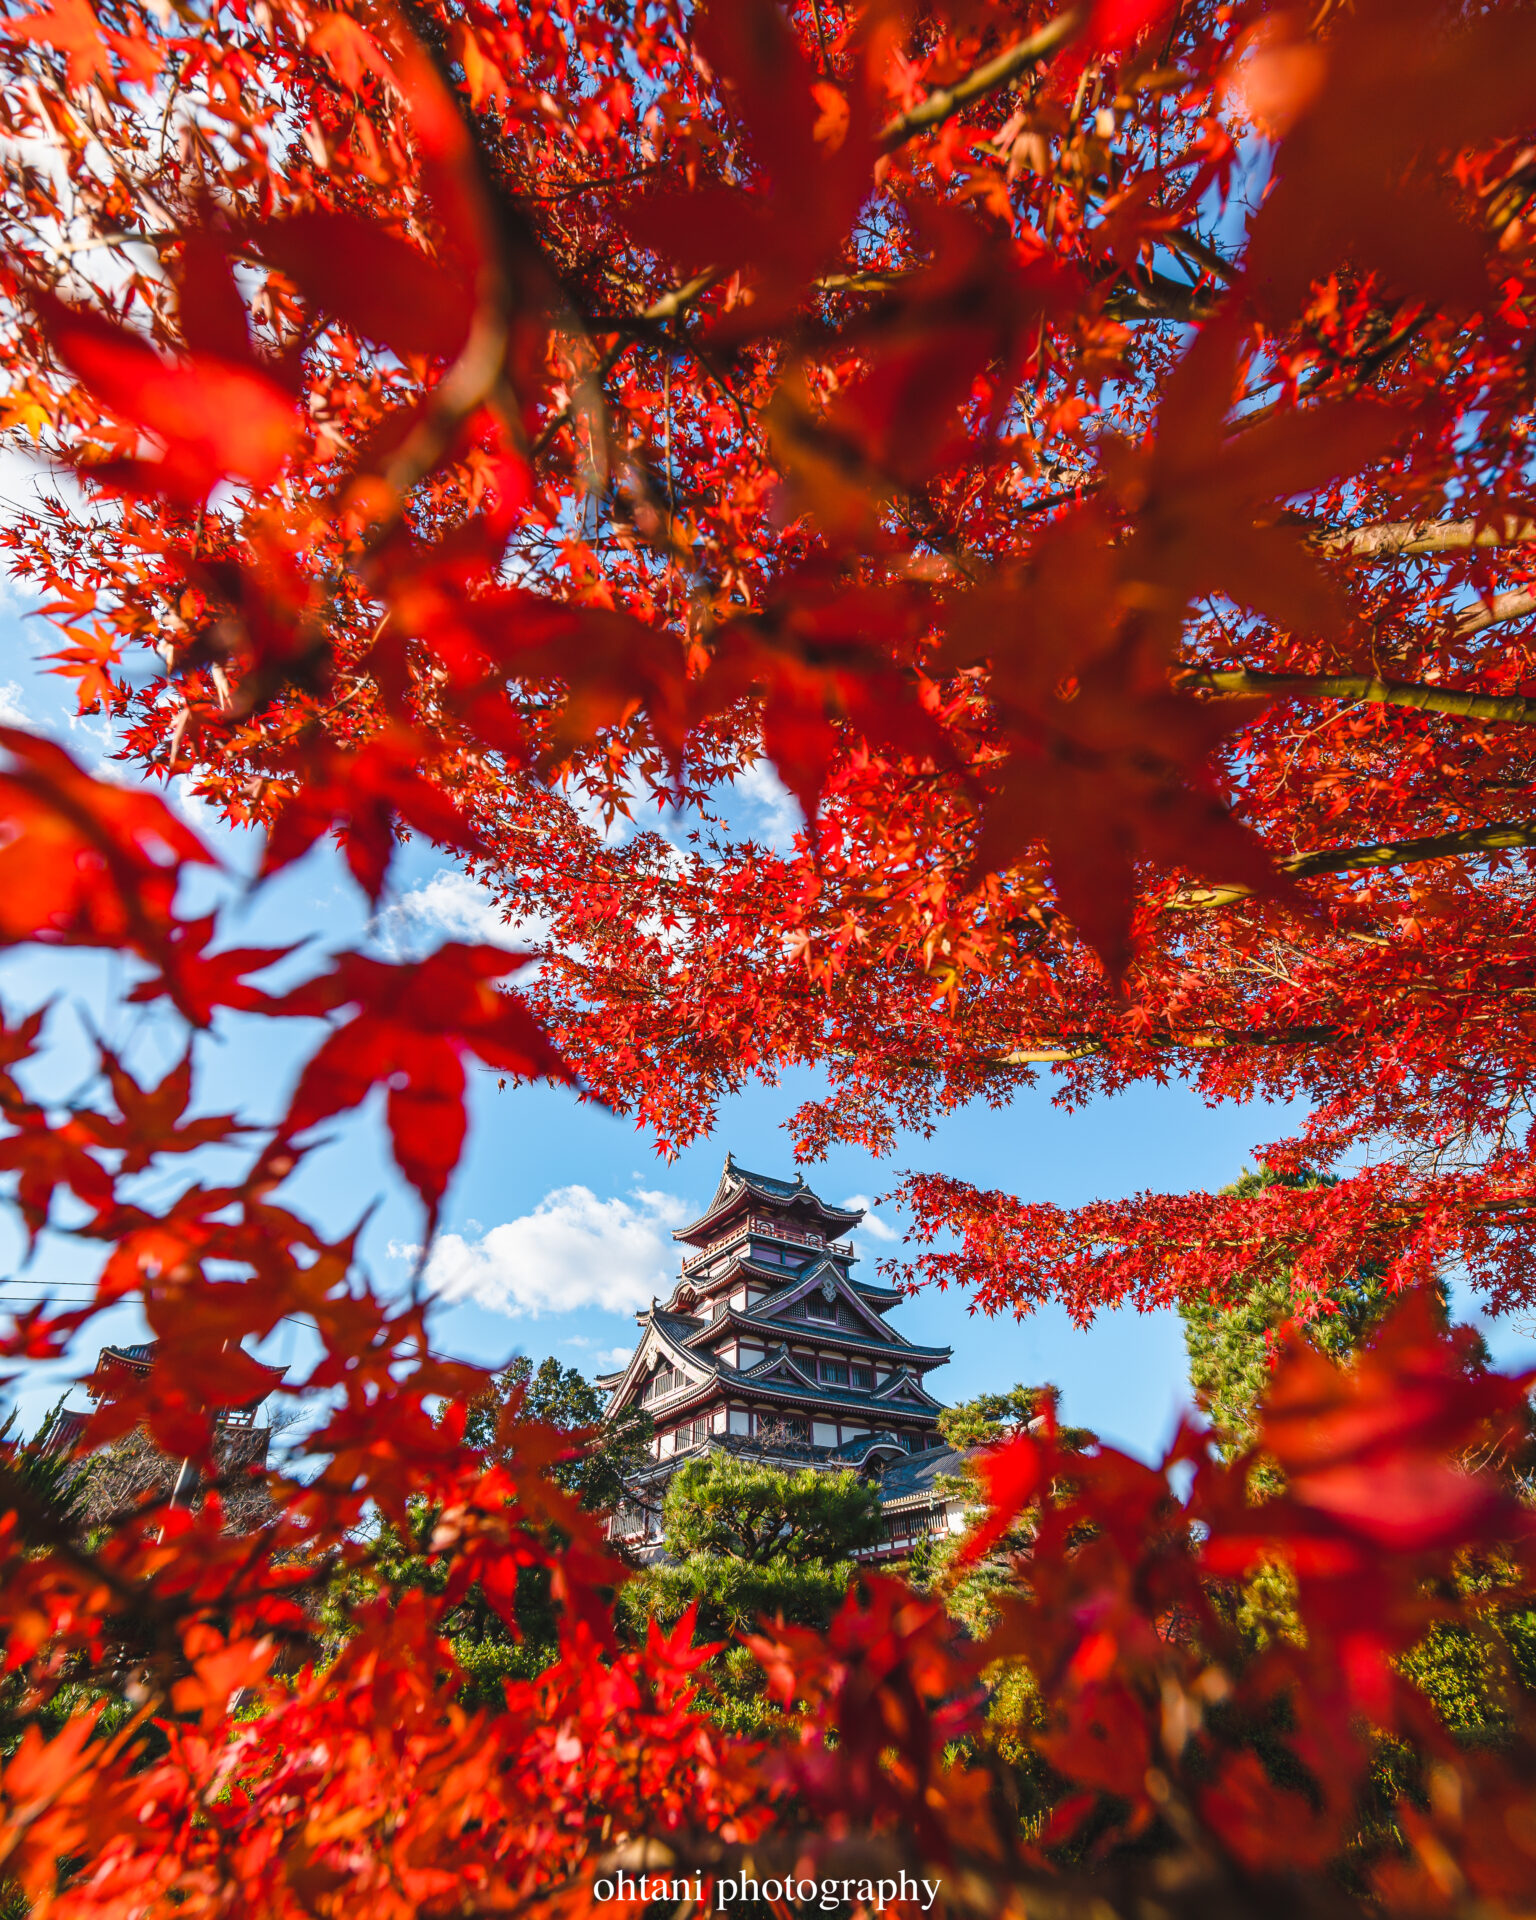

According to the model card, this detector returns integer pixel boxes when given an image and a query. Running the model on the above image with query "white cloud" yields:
[843,1193,900,1243]
[0,680,29,725]
[734,757,802,853]
[372,868,547,960]
[423,1184,692,1316]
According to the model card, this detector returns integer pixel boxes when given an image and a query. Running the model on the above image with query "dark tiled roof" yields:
[879,1445,965,1500]
[676,1155,865,1242]
[651,1309,705,1339]
[726,1161,804,1198]
[745,1272,910,1344]
[720,1363,941,1419]
[88,1339,284,1408]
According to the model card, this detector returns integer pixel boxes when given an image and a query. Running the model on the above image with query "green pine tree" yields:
[465,1354,654,1512]
[1181,1169,1403,1459]
[617,1453,882,1732]
[1178,1167,1536,1754]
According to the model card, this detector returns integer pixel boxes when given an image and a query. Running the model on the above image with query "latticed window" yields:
[807,1294,836,1320]
[819,1359,849,1386]
[851,1364,873,1389]
[644,1364,684,1402]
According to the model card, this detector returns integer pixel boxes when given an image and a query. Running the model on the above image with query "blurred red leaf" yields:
[277,944,576,1222]
[0,727,211,964]
[250,212,474,361]
[260,733,491,903]
[32,289,296,499]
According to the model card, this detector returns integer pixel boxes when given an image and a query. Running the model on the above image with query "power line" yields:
[0,1293,318,1331]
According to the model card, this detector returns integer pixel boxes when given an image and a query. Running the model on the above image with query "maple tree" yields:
[0,0,1535,1912]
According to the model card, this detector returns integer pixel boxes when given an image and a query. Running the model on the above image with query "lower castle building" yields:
[598,1157,968,1560]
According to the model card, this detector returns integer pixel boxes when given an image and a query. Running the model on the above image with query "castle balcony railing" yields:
[681,1217,854,1275]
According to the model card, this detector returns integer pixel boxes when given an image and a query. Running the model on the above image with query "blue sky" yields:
[2,585,1527,1460]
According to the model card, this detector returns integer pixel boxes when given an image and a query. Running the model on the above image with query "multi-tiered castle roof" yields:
[599,1157,957,1554]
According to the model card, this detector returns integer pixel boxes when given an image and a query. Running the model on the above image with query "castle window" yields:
[851,1364,873,1389]
[807,1294,836,1320]
[644,1364,685,1402]
[819,1359,849,1386]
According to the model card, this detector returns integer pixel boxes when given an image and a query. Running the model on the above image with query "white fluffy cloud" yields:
[562,1336,637,1374]
[734,758,802,853]
[842,1193,900,1243]
[424,1184,691,1316]
[588,1345,636,1374]
[372,868,546,960]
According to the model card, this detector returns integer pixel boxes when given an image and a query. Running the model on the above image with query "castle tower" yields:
[598,1156,956,1555]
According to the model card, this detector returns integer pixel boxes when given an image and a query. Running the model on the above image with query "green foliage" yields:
[1179,1168,1535,1755]
[317,1361,645,1694]
[620,1455,880,1644]
[938,1384,1051,1448]
[1180,1170,1403,1458]
[937,1382,1095,1454]
[919,1383,1091,1634]
[0,1400,85,1538]
[621,1551,856,1637]
[660,1453,882,1566]
[465,1356,652,1513]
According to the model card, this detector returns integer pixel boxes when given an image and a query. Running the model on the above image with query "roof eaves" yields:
[716,1309,949,1362]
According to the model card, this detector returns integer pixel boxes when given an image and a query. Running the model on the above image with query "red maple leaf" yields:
[260,734,491,904]
[276,944,577,1225]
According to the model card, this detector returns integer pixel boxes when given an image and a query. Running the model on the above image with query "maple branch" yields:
[531,271,722,461]
[1172,821,1536,910]
[1177,658,1536,725]
[1455,587,1536,636]
[992,1025,1343,1066]
[1102,272,1220,322]
[876,9,1084,152]
[1319,515,1536,560]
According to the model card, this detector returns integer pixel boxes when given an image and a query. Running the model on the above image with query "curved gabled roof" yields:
[686,1307,951,1368]
[661,1244,862,1313]
[871,1368,945,1411]
[674,1154,864,1246]
[86,1339,284,1410]
[600,1309,716,1413]
[602,1302,947,1428]
[745,1262,913,1345]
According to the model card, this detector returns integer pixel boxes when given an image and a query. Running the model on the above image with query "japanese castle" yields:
[598,1156,962,1557]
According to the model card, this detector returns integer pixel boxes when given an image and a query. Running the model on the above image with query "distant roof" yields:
[879,1444,965,1502]
[674,1154,865,1245]
[86,1339,284,1410]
